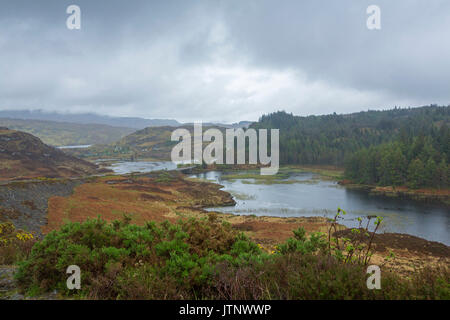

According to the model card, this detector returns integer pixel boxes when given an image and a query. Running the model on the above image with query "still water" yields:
[58,145,92,149]
[107,161,177,174]
[107,161,449,245]
[191,171,450,245]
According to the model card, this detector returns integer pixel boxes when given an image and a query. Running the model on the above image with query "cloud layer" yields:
[0,0,449,122]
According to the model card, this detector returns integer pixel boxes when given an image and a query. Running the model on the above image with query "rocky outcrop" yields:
[0,180,82,237]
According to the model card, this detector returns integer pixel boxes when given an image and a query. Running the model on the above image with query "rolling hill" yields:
[69,126,199,161]
[66,105,450,169]
[0,127,104,180]
[0,118,135,147]
[68,125,231,161]
[0,110,180,130]
[0,111,253,148]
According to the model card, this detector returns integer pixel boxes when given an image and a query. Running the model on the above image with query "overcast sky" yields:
[0,0,449,122]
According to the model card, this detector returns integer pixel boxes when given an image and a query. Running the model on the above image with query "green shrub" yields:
[14,215,449,300]
[15,216,262,298]
[277,227,327,255]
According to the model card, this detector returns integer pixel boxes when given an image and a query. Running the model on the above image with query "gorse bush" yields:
[276,228,327,255]
[14,215,449,299]
[0,221,36,265]
[15,214,267,298]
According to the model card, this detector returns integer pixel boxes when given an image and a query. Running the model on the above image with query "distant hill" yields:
[251,105,450,166]
[0,110,180,129]
[185,121,253,129]
[0,109,253,130]
[67,105,450,165]
[111,126,180,160]
[0,128,103,180]
[0,118,135,147]
[70,125,227,161]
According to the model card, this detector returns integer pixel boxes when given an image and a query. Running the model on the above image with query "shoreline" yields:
[1,169,448,276]
[189,162,450,205]
[339,180,450,206]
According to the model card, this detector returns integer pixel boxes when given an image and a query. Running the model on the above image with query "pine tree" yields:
[436,159,449,188]
[424,158,437,187]
[407,159,425,189]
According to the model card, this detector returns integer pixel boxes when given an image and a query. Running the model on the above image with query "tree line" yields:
[251,105,449,188]
[345,129,449,188]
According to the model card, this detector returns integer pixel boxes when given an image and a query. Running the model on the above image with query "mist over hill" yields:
[0,118,135,147]
[0,110,253,131]
[0,110,181,129]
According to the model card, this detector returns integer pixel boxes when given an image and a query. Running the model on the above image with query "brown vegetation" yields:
[42,171,449,276]
[0,128,103,181]
[339,180,450,205]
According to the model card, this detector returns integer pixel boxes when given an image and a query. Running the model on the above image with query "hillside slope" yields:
[251,105,450,166]
[71,125,231,161]
[0,128,102,180]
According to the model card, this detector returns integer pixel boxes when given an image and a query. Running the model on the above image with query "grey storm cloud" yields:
[0,0,449,122]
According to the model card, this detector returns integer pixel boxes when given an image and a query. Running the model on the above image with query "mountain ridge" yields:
[0,110,180,129]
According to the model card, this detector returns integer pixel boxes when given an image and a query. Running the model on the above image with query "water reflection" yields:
[191,171,450,245]
[107,161,177,174]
